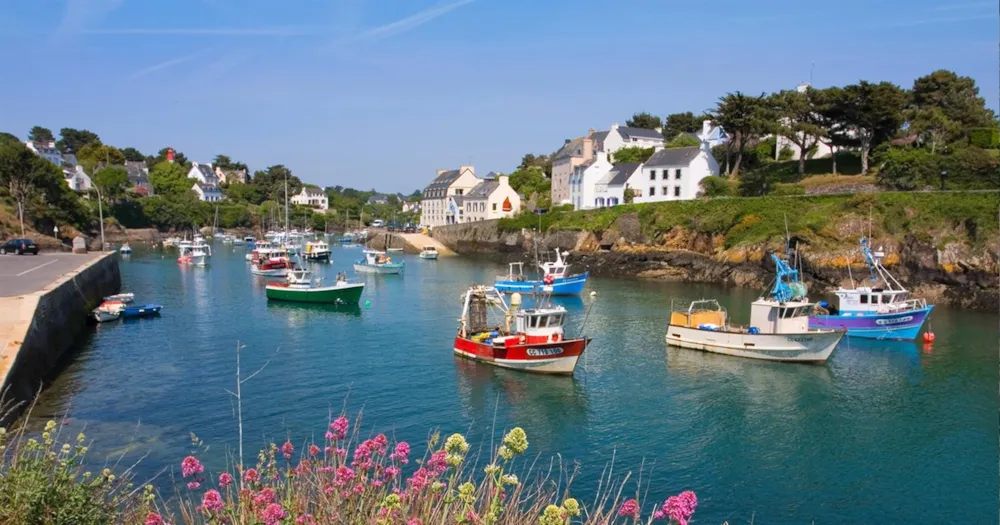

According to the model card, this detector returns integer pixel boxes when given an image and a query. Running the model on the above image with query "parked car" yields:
[0,238,39,255]
[371,219,384,228]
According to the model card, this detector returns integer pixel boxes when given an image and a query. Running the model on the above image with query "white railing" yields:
[877,298,928,313]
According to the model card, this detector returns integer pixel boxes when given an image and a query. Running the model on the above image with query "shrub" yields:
[969,127,1000,149]
[666,133,701,148]
[699,176,736,197]
[771,183,806,196]
[877,147,1000,190]
[778,146,795,161]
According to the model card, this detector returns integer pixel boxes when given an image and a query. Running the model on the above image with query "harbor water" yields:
[30,244,998,523]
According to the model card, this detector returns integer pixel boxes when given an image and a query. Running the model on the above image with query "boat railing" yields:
[668,299,727,328]
[877,298,927,313]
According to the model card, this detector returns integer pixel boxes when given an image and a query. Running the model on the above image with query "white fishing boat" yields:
[665,254,845,363]
[119,243,132,255]
[353,250,404,274]
[419,246,438,259]
[179,245,209,266]
[303,240,332,261]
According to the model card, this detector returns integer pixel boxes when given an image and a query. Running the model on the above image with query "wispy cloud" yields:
[930,1,996,11]
[129,49,207,80]
[51,0,124,42]
[325,0,475,50]
[877,13,998,29]
[84,26,320,36]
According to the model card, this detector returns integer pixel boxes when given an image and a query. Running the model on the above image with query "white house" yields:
[26,140,63,166]
[291,186,329,211]
[568,152,613,210]
[634,145,719,203]
[125,160,153,196]
[402,201,420,213]
[771,82,835,160]
[593,162,643,207]
[188,162,220,185]
[590,124,665,155]
[215,166,247,184]
[462,175,521,222]
[193,182,223,202]
[63,165,92,192]
[420,165,480,226]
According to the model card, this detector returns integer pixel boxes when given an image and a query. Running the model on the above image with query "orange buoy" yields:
[922,331,935,343]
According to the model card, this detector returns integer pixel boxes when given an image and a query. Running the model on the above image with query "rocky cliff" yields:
[431,209,999,311]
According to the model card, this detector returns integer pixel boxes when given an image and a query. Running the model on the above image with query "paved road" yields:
[0,252,103,297]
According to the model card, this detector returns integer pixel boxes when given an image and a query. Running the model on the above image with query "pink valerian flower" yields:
[373,480,384,488]
[384,465,401,480]
[407,467,431,492]
[218,473,234,488]
[200,489,225,514]
[181,456,204,478]
[407,519,422,525]
[426,450,448,474]
[330,416,349,440]
[324,485,336,495]
[373,433,389,454]
[618,498,641,519]
[145,512,167,525]
[187,481,201,490]
[325,431,335,441]
[318,466,334,474]
[335,447,347,457]
[466,511,482,524]
[334,466,356,487]
[281,441,294,459]
[308,444,321,457]
[352,441,374,470]
[253,487,277,508]
[296,514,316,525]
[353,483,365,494]
[657,491,698,525]
[260,503,286,525]
[244,468,260,483]
[390,441,410,464]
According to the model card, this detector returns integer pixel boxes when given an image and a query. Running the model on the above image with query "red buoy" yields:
[922,331,936,343]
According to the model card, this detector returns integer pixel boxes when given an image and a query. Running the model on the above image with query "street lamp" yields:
[939,169,948,191]
[94,186,106,252]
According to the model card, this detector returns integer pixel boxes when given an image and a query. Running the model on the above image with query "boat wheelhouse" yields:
[809,237,933,340]
[304,240,332,261]
[419,246,438,259]
[454,286,589,375]
[178,244,209,266]
[494,250,588,295]
[353,250,404,274]
[665,254,844,363]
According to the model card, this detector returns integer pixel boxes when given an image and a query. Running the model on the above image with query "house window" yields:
[673,186,680,197]
[492,203,497,211]
[662,186,668,196]
[675,169,682,179]
[661,170,668,180]
[456,189,463,195]
[649,186,655,196]
[649,170,656,180]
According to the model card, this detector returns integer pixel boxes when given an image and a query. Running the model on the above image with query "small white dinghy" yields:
[92,309,121,323]
[665,254,845,363]
[103,292,135,303]
[419,246,438,259]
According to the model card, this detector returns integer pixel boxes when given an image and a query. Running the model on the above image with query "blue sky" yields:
[1,0,996,193]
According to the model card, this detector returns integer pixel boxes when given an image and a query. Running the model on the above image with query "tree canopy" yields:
[769,88,826,174]
[56,128,100,154]
[28,126,55,143]
[666,134,702,148]
[147,147,189,167]
[121,147,146,162]
[148,161,195,197]
[77,143,125,174]
[625,112,662,130]
[253,165,302,202]
[662,112,711,141]
[612,146,655,163]
[92,166,130,202]
[517,153,552,177]
[713,92,769,176]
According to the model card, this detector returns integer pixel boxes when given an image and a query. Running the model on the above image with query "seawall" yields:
[430,217,999,312]
[0,252,120,424]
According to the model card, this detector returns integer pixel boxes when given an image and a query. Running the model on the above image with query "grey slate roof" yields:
[423,170,462,198]
[618,126,664,141]
[125,161,149,184]
[195,182,222,193]
[466,181,499,199]
[589,130,609,150]
[195,164,215,181]
[606,162,642,186]
[62,153,79,166]
[449,194,466,206]
[303,187,325,197]
[552,137,585,161]
[482,171,501,180]
[644,147,701,168]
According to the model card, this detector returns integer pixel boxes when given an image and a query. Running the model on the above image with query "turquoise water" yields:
[31,244,998,523]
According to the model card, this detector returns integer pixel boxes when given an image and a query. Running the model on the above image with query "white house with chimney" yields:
[590,124,665,154]
[569,151,613,210]
[462,175,521,222]
[192,182,223,202]
[420,165,480,226]
[634,144,719,203]
[291,186,329,211]
[593,162,643,207]
[25,140,63,166]
[188,162,220,185]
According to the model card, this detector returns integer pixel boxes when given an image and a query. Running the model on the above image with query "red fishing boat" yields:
[453,286,590,375]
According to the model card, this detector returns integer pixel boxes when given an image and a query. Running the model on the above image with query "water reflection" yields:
[665,344,835,398]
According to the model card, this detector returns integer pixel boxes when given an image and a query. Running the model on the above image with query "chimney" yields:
[436,169,446,176]
[611,122,619,130]
[654,127,662,134]
[702,120,712,137]
[460,165,475,177]
[564,139,571,144]
[498,175,509,187]
[582,137,594,160]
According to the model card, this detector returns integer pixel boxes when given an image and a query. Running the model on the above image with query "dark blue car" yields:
[0,238,39,255]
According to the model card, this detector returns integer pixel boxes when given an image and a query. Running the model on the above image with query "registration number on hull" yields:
[875,316,914,326]
[526,347,564,357]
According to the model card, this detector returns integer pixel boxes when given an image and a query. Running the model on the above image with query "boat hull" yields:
[419,252,438,259]
[665,325,843,363]
[494,272,588,295]
[809,306,933,340]
[453,336,588,375]
[266,283,365,304]
[305,252,331,261]
[121,304,162,319]
[354,263,404,274]
[252,267,289,277]
[92,310,120,322]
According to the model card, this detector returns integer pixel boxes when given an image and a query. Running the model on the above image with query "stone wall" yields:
[0,253,120,424]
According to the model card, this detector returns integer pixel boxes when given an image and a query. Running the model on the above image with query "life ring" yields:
[543,274,555,285]
[551,333,560,342]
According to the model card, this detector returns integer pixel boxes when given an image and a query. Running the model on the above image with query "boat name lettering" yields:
[785,336,810,343]
[875,316,913,326]
[526,347,564,357]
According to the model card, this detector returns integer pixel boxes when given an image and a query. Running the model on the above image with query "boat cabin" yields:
[422,246,437,253]
[538,250,571,279]
[514,308,565,337]
[831,287,924,314]
[362,250,392,265]
[749,299,813,334]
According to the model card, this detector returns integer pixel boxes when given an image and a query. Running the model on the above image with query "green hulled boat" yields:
[265,268,365,305]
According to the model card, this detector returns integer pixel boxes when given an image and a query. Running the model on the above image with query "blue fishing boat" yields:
[121,304,163,319]
[809,237,933,340]
[494,249,588,296]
